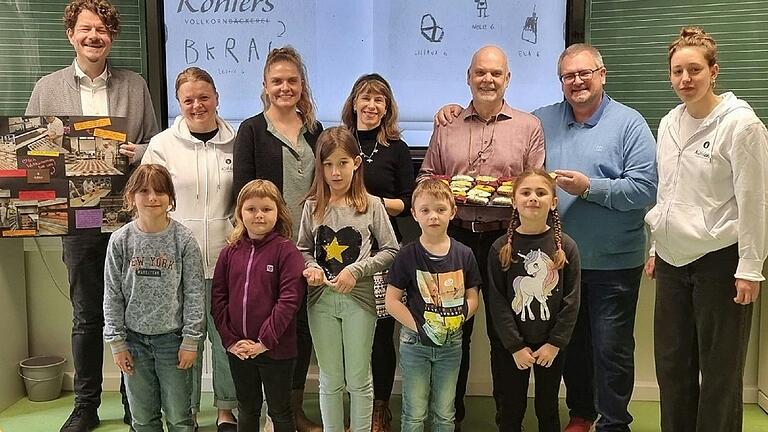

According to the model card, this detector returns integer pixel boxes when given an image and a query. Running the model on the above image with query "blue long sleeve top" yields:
[533,94,657,270]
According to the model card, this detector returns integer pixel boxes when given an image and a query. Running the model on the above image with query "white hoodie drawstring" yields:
[194,144,200,199]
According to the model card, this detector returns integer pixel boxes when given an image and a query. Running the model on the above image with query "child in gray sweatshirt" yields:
[103,164,204,431]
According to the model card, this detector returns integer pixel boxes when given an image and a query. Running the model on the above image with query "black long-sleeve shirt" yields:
[356,126,415,242]
[487,229,581,353]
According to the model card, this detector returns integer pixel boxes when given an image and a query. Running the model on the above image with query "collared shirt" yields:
[566,92,610,128]
[420,101,545,223]
[264,115,314,241]
[73,61,109,116]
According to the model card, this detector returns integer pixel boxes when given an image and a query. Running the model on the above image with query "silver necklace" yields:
[356,130,378,163]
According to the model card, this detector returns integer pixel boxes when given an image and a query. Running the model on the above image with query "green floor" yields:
[1,392,767,431]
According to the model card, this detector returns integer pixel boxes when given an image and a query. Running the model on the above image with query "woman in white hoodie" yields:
[644,27,768,432]
[142,67,238,432]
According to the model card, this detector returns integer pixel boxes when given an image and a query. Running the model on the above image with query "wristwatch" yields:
[580,184,590,200]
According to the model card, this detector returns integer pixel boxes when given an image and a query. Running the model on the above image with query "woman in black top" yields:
[341,73,415,432]
[232,46,323,432]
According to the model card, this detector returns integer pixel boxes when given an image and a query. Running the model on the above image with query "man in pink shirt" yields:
[419,45,545,430]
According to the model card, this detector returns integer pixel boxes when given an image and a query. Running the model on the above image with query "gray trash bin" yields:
[19,355,67,402]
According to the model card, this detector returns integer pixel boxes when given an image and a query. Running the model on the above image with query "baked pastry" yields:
[466,195,489,206]
[451,174,474,183]
[496,185,514,196]
[467,188,491,198]
[492,196,513,206]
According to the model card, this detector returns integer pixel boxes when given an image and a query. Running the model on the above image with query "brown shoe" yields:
[291,389,323,432]
[371,400,392,432]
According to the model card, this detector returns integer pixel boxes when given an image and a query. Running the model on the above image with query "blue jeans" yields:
[399,327,462,432]
[308,289,376,432]
[125,330,194,432]
[191,280,237,413]
[563,266,642,432]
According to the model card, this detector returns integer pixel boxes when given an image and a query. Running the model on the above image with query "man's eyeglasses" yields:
[559,67,604,84]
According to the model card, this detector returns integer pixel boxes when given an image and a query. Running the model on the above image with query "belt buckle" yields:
[471,221,480,233]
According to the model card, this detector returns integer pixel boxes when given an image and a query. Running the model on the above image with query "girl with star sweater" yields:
[297,126,398,432]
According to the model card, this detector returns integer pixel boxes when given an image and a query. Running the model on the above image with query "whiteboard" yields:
[164,0,566,145]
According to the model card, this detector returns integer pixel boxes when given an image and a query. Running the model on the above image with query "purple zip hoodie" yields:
[211,231,305,360]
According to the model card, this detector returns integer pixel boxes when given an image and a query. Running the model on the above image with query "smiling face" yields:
[67,9,113,68]
[411,194,456,235]
[467,47,510,109]
[354,90,387,131]
[322,148,361,196]
[670,46,718,106]
[177,80,219,133]
[241,196,278,240]
[559,51,605,109]
[513,174,557,225]
[132,186,170,222]
[263,60,302,111]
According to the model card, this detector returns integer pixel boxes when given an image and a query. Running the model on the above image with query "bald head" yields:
[470,45,509,72]
[467,45,510,118]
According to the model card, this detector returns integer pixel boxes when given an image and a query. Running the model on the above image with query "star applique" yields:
[323,237,349,263]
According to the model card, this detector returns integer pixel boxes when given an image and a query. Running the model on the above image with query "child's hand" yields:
[532,343,560,368]
[246,342,268,358]
[228,340,252,360]
[330,268,357,294]
[303,267,326,287]
[113,351,134,376]
[512,347,536,370]
[177,349,197,369]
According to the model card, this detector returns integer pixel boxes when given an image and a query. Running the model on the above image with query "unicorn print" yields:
[511,249,559,321]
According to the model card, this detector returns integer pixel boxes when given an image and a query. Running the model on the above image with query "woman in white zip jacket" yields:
[142,67,239,432]
[644,27,768,432]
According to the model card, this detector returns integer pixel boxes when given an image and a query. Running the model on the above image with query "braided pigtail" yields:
[498,207,521,271]
[551,208,568,269]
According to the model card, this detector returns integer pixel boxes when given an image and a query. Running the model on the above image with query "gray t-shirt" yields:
[103,219,205,354]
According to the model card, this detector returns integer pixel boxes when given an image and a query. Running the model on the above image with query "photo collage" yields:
[0,116,130,237]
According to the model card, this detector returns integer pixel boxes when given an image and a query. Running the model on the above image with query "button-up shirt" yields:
[420,101,545,223]
[73,61,109,116]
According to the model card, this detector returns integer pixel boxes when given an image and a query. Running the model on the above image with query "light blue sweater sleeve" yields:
[585,114,658,212]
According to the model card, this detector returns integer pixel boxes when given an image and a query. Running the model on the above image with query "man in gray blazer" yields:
[25,1,158,431]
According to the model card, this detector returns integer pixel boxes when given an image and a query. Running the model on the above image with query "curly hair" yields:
[64,0,121,39]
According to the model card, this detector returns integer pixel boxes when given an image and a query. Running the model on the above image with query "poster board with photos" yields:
[0,116,131,237]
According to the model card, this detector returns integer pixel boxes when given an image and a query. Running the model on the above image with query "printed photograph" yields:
[101,196,131,233]
[38,198,68,236]
[65,136,126,177]
[69,177,112,208]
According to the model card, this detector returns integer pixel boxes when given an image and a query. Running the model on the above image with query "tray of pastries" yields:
[433,175,516,207]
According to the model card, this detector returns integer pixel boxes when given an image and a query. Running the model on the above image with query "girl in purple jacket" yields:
[211,179,306,432]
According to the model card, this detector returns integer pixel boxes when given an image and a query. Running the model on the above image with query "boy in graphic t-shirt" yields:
[385,178,480,432]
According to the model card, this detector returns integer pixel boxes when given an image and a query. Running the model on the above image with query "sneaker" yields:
[564,416,595,432]
[59,406,100,432]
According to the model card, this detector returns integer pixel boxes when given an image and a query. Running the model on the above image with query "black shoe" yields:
[59,406,100,432]
[216,420,238,432]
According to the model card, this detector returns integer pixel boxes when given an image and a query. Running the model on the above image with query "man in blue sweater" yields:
[533,44,657,432]
[435,42,657,432]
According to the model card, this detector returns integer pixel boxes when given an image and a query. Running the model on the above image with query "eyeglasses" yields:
[559,67,604,84]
